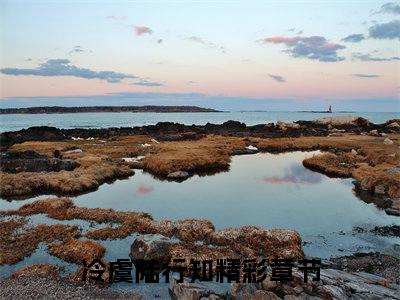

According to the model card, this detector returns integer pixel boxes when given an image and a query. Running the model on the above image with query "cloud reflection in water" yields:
[262,164,323,185]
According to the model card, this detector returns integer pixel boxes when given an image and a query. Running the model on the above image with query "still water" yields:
[1,111,397,132]
[1,151,398,266]
[71,151,399,258]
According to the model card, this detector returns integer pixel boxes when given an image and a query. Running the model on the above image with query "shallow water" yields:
[1,150,399,297]
[1,151,399,263]
[0,111,397,132]
[70,151,399,258]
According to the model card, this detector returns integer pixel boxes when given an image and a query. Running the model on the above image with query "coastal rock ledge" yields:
[169,268,400,300]
[130,228,304,269]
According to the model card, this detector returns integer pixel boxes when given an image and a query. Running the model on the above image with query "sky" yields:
[0,0,399,111]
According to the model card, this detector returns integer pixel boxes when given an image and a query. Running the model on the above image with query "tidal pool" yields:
[71,151,399,258]
[1,151,399,263]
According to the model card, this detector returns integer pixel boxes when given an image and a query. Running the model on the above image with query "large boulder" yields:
[130,234,180,266]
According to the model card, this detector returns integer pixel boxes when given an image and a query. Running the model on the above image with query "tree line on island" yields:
[0,106,220,114]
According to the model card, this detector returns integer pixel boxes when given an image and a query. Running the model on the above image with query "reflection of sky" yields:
[136,184,154,195]
[70,151,399,235]
[262,163,323,185]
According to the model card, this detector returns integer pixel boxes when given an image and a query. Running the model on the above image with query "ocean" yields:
[0,111,398,132]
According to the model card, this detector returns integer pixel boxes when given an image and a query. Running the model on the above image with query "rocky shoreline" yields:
[1,254,399,300]
[0,197,399,299]
[0,116,399,299]
[1,245,399,299]
[1,116,399,214]
[1,116,399,149]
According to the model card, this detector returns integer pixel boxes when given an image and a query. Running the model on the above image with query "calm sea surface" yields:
[0,111,398,132]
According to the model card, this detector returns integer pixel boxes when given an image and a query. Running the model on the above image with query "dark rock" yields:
[1,116,394,150]
[371,225,400,237]
[353,182,394,209]
[1,150,45,160]
[385,208,400,216]
[53,149,61,158]
[353,117,371,127]
[329,252,400,284]
[156,132,204,142]
[0,126,66,149]
[0,151,79,173]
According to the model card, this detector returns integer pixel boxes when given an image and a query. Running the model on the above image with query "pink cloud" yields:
[257,35,345,62]
[258,36,302,45]
[137,184,154,194]
[134,26,153,36]
[262,176,305,185]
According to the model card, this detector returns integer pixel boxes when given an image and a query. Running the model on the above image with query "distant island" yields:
[0,106,220,114]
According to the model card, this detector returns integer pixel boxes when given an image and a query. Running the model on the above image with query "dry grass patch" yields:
[0,219,81,265]
[10,135,151,159]
[2,198,304,261]
[353,164,400,200]
[2,197,151,223]
[253,134,380,152]
[299,135,400,201]
[12,263,60,279]
[0,156,134,198]
[1,136,157,198]
[3,133,399,209]
[141,135,248,175]
[49,239,106,264]
[303,152,360,177]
